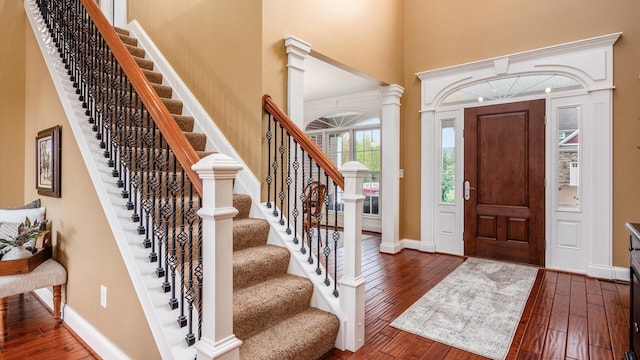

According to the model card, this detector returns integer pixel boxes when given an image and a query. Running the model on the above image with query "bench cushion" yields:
[0,259,66,298]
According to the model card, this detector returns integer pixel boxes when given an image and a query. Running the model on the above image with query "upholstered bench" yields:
[0,259,67,343]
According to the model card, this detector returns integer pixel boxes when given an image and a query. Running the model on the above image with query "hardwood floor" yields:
[0,235,630,359]
[0,292,98,359]
[324,236,631,360]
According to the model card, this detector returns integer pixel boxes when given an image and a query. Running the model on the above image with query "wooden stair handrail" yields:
[80,0,203,197]
[262,95,344,190]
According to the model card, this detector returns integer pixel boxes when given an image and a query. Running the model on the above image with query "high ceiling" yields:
[304,56,381,102]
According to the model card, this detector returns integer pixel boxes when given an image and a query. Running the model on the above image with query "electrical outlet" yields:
[100,285,107,308]
[399,169,404,178]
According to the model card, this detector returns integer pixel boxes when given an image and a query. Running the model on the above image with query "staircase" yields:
[114,27,340,359]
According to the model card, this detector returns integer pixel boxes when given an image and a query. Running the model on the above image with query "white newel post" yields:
[339,161,368,351]
[193,154,243,360]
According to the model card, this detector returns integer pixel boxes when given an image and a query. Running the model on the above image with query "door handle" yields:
[464,181,475,201]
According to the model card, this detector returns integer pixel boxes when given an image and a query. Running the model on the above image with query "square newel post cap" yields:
[192,153,243,180]
[339,161,369,177]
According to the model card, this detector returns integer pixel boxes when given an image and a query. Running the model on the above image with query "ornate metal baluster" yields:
[285,134,292,235]
[168,151,179,309]
[333,182,340,297]
[272,120,279,217]
[265,114,273,208]
[323,173,331,285]
[300,148,307,255]
[278,124,285,225]
[292,140,299,244]
[314,163,321,273]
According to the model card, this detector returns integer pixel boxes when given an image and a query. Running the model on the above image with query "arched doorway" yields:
[416,33,621,278]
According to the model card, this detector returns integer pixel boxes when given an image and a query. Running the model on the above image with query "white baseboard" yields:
[34,288,130,359]
[400,238,435,252]
[379,241,402,254]
[613,266,631,282]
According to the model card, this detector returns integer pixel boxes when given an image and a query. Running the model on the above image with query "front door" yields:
[463,100,545,266]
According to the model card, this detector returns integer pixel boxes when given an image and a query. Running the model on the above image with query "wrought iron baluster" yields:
[278,124,285,225]
[300,148,307,255]
[323,173,331,285]
[307,154,314,264]
[315,163,322,273]
[285,134,292,235]
[161,142,172,293]
[333,182,340,297]
[292,140,299,244]
[168,151,179,309]
[272,120,279,217]
[265,114,272,208]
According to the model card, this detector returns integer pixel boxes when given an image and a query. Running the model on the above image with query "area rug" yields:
[390,257,538,360]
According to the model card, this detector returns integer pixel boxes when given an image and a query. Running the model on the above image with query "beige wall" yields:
[24,25,159,359]
[403,0,640,266]
[261,0,405,107]
[0,1,26,208]
[129,0,264,178]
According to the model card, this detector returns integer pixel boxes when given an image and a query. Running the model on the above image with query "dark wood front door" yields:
[464,100,545,266]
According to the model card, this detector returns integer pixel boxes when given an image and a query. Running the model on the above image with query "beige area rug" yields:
[390,257,538,360]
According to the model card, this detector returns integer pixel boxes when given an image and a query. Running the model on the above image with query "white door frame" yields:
[415,33,622,279]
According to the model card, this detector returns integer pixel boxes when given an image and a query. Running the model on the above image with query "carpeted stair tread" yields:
[196,150,215,159]
[152,83,173,98]
[233,245,290,290]
[118,33,138,47]
[161,97,183,115]
[233,218,270,251]
[141,68,163,84]
[133,55,154,71]
[120,127,206,151]
[125,43,145,58]
[172,115,195,132]
[239,308,340,360]
[234,274,313,340]
[113,26,129,36]
[233,194,252,220]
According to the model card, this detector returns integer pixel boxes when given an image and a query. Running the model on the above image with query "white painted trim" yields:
[284,35,311,128]
[126,21,261,207]
[416,33,621,278]
[34,288,130,360]
[613,267,631,282]
[25,3,197,358]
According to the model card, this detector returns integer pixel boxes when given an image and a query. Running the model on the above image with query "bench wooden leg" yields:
[0,297,7,343]
[53,285,62,324]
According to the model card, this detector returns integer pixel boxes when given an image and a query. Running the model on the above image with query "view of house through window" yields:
[305,112,381,216]
[557,106,580,209]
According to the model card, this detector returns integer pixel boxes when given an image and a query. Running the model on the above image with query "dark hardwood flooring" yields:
[0,234,630,360]
[0,292,98,359]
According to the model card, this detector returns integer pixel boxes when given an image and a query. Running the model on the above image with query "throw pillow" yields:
[0,207,46,224]
[7,199,41,210]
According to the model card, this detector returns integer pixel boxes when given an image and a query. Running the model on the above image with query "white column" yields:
[379,84,404,254]
[284,35,311,128]
[339,161,368,351]
[193,154,243,360]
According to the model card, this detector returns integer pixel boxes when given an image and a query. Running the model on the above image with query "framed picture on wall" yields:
[35,125,61,198]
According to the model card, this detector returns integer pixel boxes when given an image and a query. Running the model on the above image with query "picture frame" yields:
[35,125,61,198]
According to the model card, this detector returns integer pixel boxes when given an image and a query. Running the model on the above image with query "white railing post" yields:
[193,154,243,360]
[338,161,368,351]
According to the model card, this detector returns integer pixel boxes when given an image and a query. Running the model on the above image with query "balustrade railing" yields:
[35,0,204,346]
[263,95,345,297]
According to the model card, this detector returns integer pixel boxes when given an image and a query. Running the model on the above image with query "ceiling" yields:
[304,56,382,102]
